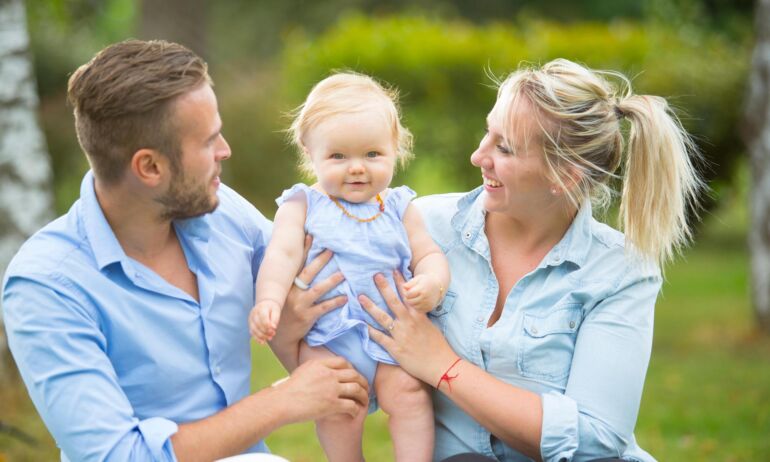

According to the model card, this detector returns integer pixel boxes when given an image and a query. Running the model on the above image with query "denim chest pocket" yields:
[427,290,457,334]
[518,303,583,382]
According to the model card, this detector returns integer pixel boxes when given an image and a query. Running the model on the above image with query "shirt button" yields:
[214,366,221,376]
[569,321,576,329]
[465,232,472,239]
[436,305,443,312]
[476,316,484,323]
[531,326,538,334]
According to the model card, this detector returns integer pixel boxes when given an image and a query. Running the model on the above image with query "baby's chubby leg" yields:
[299,341,367,462]
[375,363,434,462]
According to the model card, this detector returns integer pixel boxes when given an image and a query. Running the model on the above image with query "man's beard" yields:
[156,168,218,221]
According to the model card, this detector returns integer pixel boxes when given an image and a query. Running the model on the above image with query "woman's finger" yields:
[358,294,394,329]
[393,270,410,303]
[367,325,395,352]
[374,273,407,317]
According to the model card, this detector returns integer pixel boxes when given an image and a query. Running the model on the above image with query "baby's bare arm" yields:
[255,195,308,310]
[402,204,450,311]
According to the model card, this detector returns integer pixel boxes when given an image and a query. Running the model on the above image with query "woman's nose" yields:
[470,146,489,169]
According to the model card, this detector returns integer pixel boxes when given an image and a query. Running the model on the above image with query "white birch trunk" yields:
[0,0,55,377]
[746,0,770,333]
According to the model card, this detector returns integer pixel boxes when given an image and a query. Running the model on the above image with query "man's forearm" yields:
[171,385,290,462]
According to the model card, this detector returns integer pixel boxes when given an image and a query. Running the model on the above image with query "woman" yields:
[272,59,702,461]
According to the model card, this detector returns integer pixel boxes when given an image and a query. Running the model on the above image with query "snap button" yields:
[476,316,484,323]
[214,366,221,376]
[465,232,472,239]
[569,321,576,329]
[436,305,443,311]
[531,326,538,334]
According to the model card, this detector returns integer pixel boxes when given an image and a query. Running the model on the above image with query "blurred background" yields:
[1,0,768,460]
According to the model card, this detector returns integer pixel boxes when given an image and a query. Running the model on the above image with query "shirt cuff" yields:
[137,417,179,461]
[541,391,579,462]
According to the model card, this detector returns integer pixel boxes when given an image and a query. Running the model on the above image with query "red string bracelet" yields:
[436,357,462,392]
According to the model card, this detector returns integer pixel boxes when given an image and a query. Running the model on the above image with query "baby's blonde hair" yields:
[496,59,704,267]
[289,72,413,177]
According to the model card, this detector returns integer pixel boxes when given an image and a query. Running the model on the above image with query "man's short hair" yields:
[67,39,211,184]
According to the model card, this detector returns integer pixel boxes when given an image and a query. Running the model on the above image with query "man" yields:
[2,40,367,461]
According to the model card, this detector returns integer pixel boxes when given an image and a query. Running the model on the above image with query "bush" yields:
[277,14,749,207]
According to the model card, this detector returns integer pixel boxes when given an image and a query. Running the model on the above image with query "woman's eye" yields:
[497,144,512,155]
[366,151,380,158]
[330,153,344,160]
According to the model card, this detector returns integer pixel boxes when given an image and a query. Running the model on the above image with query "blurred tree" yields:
[744,0,770,334]
[139,0,207,58]
[0,0,55,378]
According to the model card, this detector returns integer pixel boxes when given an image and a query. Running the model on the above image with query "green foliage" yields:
[277,14,750,206]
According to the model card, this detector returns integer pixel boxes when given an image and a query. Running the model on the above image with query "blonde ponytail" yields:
[496,59,704,268]
[617,95,704,266]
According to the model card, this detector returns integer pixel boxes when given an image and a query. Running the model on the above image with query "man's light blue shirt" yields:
[2,172,272,461]
[416,188,661,462]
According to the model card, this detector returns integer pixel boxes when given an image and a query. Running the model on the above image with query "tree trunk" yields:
[0,0,55,379]
[745,0,770,333]
[139,0,208,59]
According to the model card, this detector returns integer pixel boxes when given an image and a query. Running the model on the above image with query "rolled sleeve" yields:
[540,267,661,461]
[137,417,179,460]
[3,276,179,462]
[541,391,579,462]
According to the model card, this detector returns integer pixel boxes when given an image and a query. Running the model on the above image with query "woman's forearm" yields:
[436,360,543,460]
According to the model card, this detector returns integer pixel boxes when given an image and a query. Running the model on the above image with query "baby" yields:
[249,72,450,461]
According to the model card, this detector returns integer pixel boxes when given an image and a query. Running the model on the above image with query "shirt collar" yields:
[79,171,129,270]
[543,200,593,268]
[450,186,593,268]
[78,171,213,272]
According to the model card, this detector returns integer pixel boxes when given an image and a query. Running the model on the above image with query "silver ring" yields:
[387,321,395,331]
[293,277,309,290]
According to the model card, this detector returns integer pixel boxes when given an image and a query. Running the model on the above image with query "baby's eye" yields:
[366,151,380,158]
[330,153,344,160]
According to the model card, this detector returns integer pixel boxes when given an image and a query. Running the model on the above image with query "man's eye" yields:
[331,153,344,159]
[366,151,380,158]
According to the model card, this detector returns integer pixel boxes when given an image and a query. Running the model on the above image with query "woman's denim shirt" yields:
[415,188,661,462]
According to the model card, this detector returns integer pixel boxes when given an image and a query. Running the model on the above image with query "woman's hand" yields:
[269,235,347,370]
[360,271,458,386]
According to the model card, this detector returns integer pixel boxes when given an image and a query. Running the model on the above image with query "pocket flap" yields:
[523,305,582,338]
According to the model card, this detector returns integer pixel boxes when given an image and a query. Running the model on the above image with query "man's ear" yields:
[129,149,169,187]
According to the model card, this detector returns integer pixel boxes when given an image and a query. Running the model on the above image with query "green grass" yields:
[2,180,768,461]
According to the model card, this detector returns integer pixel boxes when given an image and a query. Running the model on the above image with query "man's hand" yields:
[402,273,443,313]
[274,356,369,423]
[249,300,282,343]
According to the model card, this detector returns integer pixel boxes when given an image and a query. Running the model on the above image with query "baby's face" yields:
[305,109,397,203]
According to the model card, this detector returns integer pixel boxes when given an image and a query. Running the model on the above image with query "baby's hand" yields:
[402,274,444,313]
[249,300,282,343]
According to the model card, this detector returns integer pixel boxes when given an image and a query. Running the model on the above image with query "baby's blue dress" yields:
[276,184,414,387]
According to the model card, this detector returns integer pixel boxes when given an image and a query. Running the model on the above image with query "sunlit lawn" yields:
[2,182,768,461]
